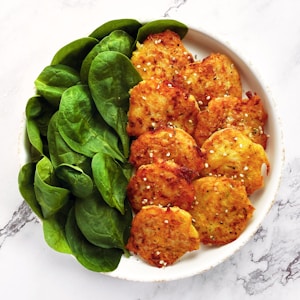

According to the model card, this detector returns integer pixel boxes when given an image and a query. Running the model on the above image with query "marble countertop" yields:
[1,0,299,299]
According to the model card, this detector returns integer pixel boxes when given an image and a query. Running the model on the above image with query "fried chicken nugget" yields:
[174,53,242,109]
[126,205,200,267]
[127,161,195,212]
[189,176,254,246]
[129,127,205,179]
[127,79,200,137]
[131,30,194,81]
[194,92,268,148]
[200,128,270,195]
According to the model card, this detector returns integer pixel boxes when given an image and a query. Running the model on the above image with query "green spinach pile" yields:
[18,19,188,272]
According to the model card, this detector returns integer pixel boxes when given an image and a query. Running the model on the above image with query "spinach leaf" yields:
[34,156,70,218]
[75,190,132,250]
[51,37,98,71]
[65,207,123,272]
[25,96,56,158]
[26,116,43,159]
[18,162,44,219]
[43,209,72,254]
[26,96,56,137]
[55,164,93,198]
[89,18,141,40]
[80,30,135,83]
[92,151,131,214]
[57,84,124,161]
[88,51,142,157]
[136,19,188,42]
[47,112,91,173]
[35,64,80,107]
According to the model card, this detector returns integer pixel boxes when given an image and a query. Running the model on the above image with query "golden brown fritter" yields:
[189,176,254,246]
[200,128,270,195]
[127,79,200,137]
[127,161,195,213]
[174,53,242,109]
[126,205,200,267]
[129,127,205,179]
[194,92,268,148]
[131,30,194,81]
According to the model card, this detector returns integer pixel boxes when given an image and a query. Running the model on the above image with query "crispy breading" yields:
[126,205,200,267]
[194,92,268,148]
[127,79,200,137]
[174,53,242,109]
[189,176,254,246]
[200,128,270,195]
[129,127,205,179]
[127,161,195,213]
[131,30,194,81]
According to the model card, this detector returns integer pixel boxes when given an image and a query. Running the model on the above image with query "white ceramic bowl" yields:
[19,23,284,282]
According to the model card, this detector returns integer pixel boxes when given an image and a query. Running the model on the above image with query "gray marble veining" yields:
[0,201,37,249]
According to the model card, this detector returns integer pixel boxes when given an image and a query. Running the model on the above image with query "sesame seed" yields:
[164,219,169,224]
[167,83,173,88]
[239,143,243,148]
[223,152,227,156]
[149,152,154,158]
[143,177,147,181]
[209,149,214,154]
[225,209,228,213]
[243,166,249,171]
[155,251,161,255]
[239,173,244,178]
[159,260,167,266]
[142,199,148,204]
[146,185,151,189]
[204,162,209,168]
[166,152,171,157]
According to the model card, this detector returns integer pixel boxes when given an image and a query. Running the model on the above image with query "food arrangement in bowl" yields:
[18,18,282,281]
